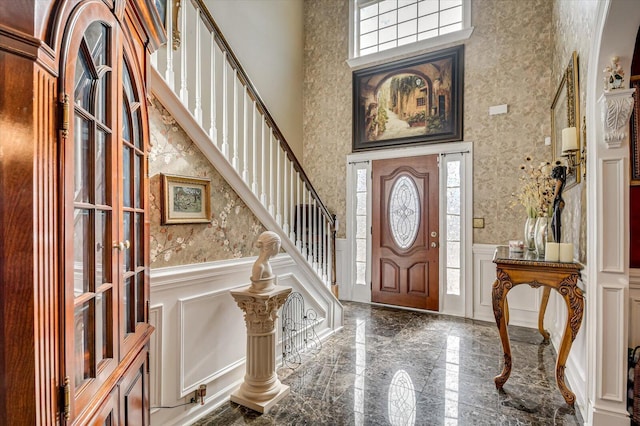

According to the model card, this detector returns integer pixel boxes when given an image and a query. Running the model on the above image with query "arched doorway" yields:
[585,1,638,424]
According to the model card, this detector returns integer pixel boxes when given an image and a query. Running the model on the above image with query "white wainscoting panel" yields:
[178,289,246,396]
[150,254,342,426]
[335,238,348,299]
[600,159,624,273]
[599,284,626,402]
[149,305,163,413]
[472,244,540,328]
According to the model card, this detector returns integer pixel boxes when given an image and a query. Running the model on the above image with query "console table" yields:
[492,246,584,406]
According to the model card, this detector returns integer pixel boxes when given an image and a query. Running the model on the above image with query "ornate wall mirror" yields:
[551,51,581,189]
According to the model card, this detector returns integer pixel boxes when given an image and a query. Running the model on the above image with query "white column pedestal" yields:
[230,285,292,413]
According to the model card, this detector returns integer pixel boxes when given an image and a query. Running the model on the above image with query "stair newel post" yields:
[260,115,267,206]
[208,33,217,143]
[194,5,202,124]
[289,161,296,241]
[331,214,337,293]
[251,101,258,194]
[221,52,229,158]
[179,0,188,106]
[268,132,275,216]
[242,89,249,183]
[276,144,282,226]
[282,155,288,234]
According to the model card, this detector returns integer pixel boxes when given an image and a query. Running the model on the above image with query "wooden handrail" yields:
[192,0,334,226]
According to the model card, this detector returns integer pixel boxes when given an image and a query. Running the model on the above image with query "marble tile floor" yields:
[194,302,583,425]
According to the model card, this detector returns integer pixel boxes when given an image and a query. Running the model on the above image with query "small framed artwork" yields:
[161,174,211,225]
[352,45,464,151]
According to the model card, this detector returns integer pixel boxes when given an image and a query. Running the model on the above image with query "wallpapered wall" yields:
[303,0,554,244]
[148,97,266,268]
[552,0,598,264]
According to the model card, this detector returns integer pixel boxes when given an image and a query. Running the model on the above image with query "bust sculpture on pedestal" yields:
[250,231,280,292]
[230,231,292,413]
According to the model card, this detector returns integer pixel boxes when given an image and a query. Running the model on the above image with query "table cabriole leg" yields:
[492,277,513,389]
[538,287,552,342]
[554,273,584,407]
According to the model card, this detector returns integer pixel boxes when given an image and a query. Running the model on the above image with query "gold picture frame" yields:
[161,174,211,224]
[551,51,581,190]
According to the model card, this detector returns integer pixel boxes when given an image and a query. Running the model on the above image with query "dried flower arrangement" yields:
[511,156,557,218]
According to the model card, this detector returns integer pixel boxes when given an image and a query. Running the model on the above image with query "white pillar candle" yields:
[562,127,578,153]
[559,243,574,262]
[545,242,560,261]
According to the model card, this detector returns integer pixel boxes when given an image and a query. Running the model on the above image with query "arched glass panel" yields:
[72,19,113,390]
[121,58,146,335]
[388,175,420,249]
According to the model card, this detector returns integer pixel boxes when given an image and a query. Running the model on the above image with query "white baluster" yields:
[311,197,317,270]
[268,132,275,216]
[194,6,202,124]
[283,155,289,235]
[323,217,329,282]
[179,1,188,106]
[251,101,258,195]
[302,188,307,260]
[289,161,296,241]
[296,174,301,250]
[221,53,229,158]
[260,116,267,206]
[232,70,239,170]
[209,34,217,144]
[242,89,249,183]
[276,144,282,226]
[165,0,174,90]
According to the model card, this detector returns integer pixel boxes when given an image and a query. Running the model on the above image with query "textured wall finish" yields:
[552,0,598,264]
[303,0,352,238]
[303,0,553,244]
[205,0,305,159]
[149,98,266,268]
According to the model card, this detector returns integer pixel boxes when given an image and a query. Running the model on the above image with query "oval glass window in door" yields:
[388,175,420,249]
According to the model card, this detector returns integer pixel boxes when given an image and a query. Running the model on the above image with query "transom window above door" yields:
[348,0,473,68]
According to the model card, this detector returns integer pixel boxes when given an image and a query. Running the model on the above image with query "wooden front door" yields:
[372,155,439,310]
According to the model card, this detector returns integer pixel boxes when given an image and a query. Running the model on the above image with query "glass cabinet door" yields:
[120,59,148,354]
[61,3,150,421]
[70,19,118,398]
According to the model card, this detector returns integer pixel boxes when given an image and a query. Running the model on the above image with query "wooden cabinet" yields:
[0,1,164,424]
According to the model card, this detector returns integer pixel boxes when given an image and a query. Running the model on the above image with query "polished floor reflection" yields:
[194,302,582,425]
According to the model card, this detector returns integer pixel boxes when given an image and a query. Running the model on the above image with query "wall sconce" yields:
[561,122,587,180]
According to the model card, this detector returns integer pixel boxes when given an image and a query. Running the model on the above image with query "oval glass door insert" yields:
[389,175,420,249]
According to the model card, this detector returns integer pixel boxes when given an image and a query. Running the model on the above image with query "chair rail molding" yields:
[599,88,635,149]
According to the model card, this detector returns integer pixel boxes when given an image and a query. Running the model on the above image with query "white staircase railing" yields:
[150,0,337,290]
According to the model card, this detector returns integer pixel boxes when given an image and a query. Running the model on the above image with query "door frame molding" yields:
[345,141,473,317]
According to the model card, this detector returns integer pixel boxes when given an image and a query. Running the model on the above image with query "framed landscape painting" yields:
[352,45,464,151]
[161,174,211,224]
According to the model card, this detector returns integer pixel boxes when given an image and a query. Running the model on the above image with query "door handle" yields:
[431,242,437,248]
[113,240,130,251]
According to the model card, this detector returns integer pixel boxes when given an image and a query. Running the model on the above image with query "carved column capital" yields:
[231,287,291,334]
[599,88,635,148]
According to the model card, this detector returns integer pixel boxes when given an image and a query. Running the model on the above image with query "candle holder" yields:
[560,126,586,180]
